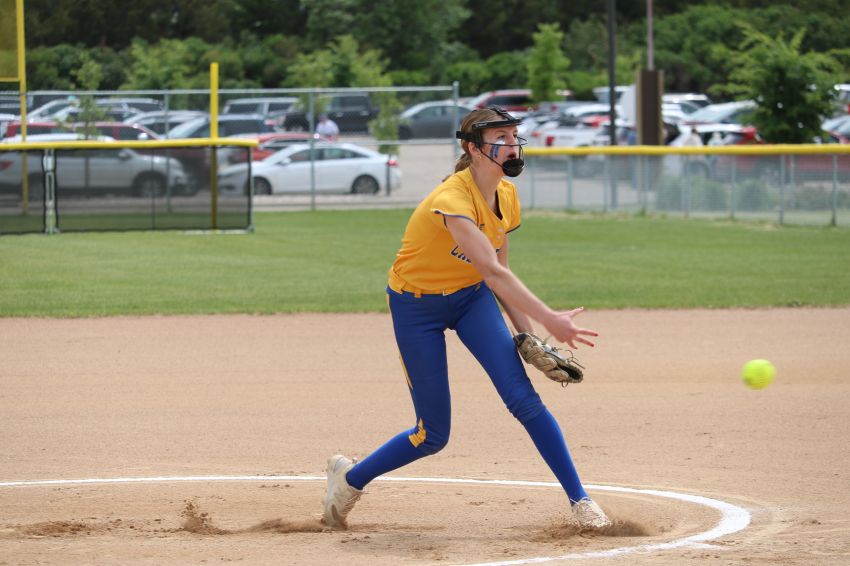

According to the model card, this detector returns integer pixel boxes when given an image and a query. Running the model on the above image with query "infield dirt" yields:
[1,309,849,565]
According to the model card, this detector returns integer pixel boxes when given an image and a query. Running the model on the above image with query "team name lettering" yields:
[450,245,472,264]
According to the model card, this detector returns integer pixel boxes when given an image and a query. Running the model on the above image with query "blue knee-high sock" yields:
[345,431,426,491]
[523,408,588,505]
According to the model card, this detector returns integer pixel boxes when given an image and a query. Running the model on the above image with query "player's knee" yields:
[505,391,546,425]
[411,421,450,456]
[419,427,450,455]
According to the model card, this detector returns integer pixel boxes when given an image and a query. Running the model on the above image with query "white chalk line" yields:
[0,475,751,565]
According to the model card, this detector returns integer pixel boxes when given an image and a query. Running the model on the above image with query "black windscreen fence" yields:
[0,145,253,234]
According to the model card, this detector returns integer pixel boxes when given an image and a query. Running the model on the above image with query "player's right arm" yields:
[443,215,597,348]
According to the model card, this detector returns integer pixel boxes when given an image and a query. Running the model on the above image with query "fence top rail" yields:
[1,86,456,97]
[0,138,259,151]
[525,144,850,157]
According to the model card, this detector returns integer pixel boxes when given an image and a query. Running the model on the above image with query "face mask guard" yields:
[456,107,527,177]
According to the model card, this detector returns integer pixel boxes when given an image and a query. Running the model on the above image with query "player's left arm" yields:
[494,236,535,334]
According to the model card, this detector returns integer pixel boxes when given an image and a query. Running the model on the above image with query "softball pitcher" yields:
[322,107,612,530]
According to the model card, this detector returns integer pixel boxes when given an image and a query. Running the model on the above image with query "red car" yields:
[468,89,573,116]
[224,132,331,164]
[711,127,850,182]
[2,121,69,138]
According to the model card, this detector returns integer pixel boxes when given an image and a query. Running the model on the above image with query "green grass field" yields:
[1,209,849,317]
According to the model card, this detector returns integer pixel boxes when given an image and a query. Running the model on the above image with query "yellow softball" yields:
[742,359,776,390]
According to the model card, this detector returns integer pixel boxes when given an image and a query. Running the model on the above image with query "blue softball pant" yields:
[345,282,588,504]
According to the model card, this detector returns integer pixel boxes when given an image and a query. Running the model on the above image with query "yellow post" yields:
[209,62,219,230]
[15,0,29,213]
[15,0,25,135]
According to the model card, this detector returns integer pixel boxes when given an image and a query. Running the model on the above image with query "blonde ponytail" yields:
[454,152,472,173]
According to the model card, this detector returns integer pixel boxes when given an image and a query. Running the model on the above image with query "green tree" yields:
[285,35,401,153]
[719,26,840,143]
[27,45,86,90]
[485,51,529,91]
[121,38,214,109]
[334,36,401,153]
[652,5,746,94]
[122,39,199,90]
[238,33,301,88]
[353,0,470,72]
[446,60,491,97]
[527,23,570,103]
[563,16,613,73]
[69,56,107,139]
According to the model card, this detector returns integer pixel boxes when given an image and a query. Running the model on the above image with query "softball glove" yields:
[513,332,584,387]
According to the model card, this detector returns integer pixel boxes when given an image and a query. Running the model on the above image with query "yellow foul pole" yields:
[15,0,25,137]
[210,62,219,230]
[15,0,29,214]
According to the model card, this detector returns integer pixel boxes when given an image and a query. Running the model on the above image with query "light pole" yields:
[607,0,617,148]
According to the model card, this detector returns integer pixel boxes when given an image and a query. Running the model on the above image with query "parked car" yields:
[123,110,206,136]
[26,98,80,121]
[222,97,298,121]
[712,130,850,183]
[0,98,20,115]
[221,132,329,164]
[664,124,761,178]
[827,116,850,143]
[397,101,473,139]
[516,110,561,140]
[592,86,630,103]
[833,84,850,114]
[163,114,278,191]
[75,122,160,141]
[663,93,713,109]
[681,100,756,126]
[217,142,401,195]
[469,89,536,115]
[0,134,190,197]
[165,114,277,139]
[96,97,164,115]
[0,114,16,137]
[282,93,378,133]
[529,114,600,149]
[2,121,69,138]
[54,106,132,123]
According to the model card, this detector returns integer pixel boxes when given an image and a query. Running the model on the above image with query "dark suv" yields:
[282,93,378,133]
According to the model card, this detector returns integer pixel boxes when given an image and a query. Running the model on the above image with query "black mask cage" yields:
[456,106,522,147]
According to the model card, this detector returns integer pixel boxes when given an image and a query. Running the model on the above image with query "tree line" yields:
[9,0,848,97]
[4,0,849,142]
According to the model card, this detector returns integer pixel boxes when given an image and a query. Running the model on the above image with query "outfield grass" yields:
[1,209,849,317]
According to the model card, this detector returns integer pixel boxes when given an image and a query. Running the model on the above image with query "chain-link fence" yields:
[0,140,255,234]
[520,147,850,226]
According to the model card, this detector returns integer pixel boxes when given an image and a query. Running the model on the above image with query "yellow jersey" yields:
[388,168,521,295]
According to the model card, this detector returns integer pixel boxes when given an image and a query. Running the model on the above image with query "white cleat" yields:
[573,497,613,529]
[322,455,363,529]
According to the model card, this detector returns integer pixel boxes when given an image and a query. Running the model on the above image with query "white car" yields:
[681,100,756,126]
[218,142,402,195]
[528,114,600,149]
[0,133,189,197]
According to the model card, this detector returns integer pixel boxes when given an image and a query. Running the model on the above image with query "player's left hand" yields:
[542,307,598,349]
